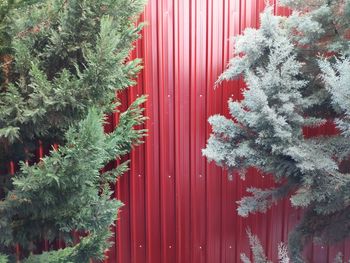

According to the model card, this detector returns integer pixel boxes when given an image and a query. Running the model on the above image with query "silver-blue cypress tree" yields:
[203,1,350,262]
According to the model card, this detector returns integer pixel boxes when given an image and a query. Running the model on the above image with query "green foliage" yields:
[0,0,146,261]
[23,229,113,263]
[0,0,146,162]
[0,0,42,56]
[203,1,350,262]
[0,0,40,87]
[0,104,146,248]
[0,254,8,263]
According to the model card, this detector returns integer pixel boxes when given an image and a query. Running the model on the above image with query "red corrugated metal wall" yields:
[105,0,350,262]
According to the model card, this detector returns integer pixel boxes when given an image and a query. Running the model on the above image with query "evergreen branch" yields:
[0,254,7,263]
[23,229,112,263]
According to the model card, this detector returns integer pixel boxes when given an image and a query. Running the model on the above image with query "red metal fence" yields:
[103,0,350,262]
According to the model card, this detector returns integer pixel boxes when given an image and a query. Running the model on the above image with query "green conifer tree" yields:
[0,0,146,262]
[203,1,350,262]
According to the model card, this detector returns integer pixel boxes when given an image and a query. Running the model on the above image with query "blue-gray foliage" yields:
[203,1,350,262]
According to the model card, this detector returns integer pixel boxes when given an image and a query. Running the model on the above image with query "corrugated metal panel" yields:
[103,0,350,263]
[2,0,347,262]
[104,0,350,262]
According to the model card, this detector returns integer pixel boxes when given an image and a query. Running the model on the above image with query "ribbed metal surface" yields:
[0,0,345,262]
[2,0,346,262]
[102,0,350,263]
